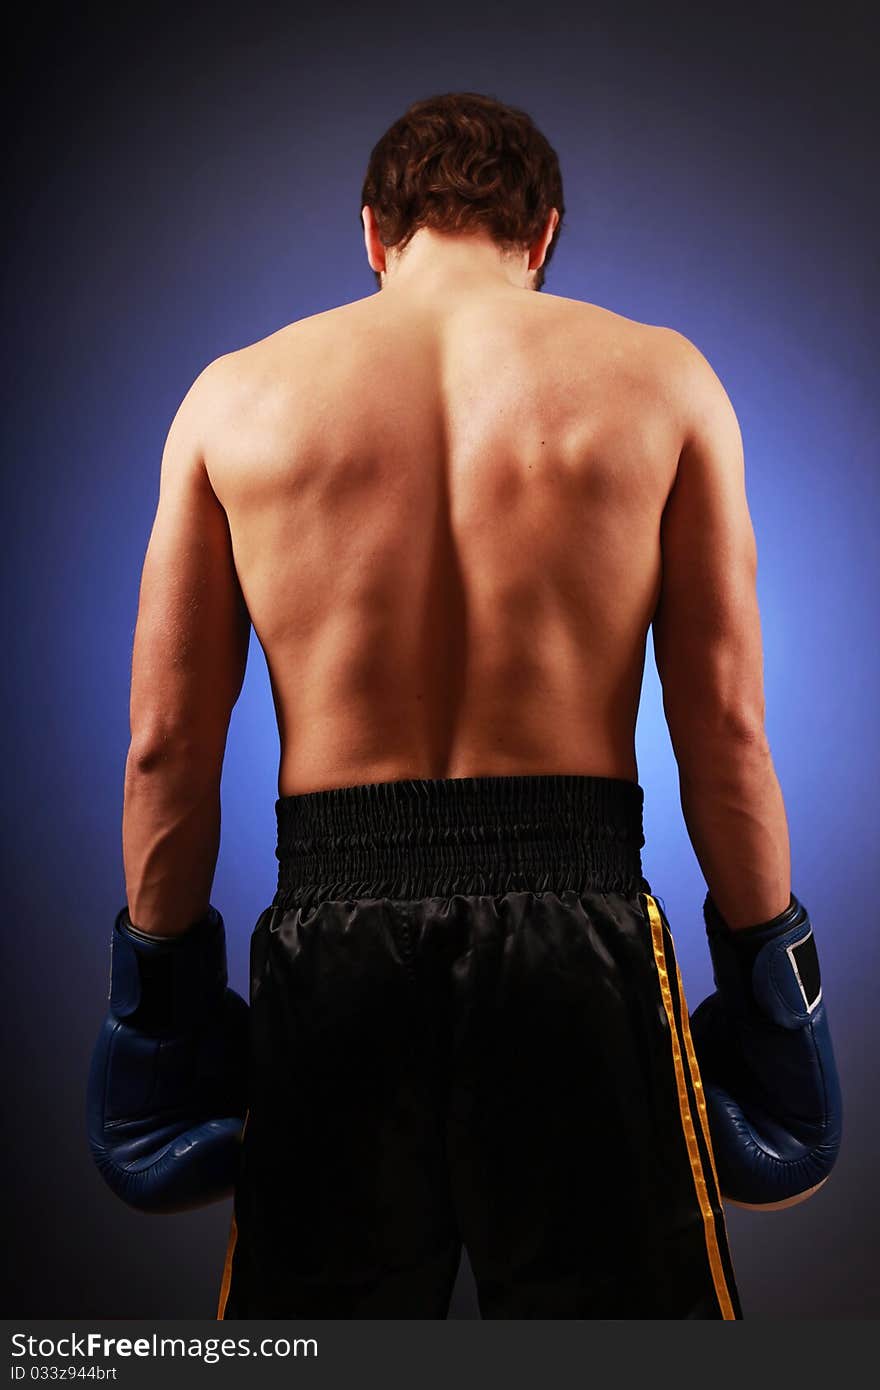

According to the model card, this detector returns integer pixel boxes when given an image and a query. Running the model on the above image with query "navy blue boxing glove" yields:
[689,892,842,1210]
[87,904,248,1213]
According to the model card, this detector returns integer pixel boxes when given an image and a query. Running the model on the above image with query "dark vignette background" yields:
[2,0,878,1319]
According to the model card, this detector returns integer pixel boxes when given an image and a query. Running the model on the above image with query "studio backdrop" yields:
[3,0,877,1319]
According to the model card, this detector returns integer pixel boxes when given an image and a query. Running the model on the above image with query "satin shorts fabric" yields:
[216,775,741,1319]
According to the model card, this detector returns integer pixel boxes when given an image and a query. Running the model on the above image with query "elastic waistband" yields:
[273,774,645,911]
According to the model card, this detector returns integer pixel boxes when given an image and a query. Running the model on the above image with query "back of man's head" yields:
[360,91,566,291]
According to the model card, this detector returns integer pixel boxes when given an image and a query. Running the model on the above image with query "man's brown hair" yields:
[361,92,565,290]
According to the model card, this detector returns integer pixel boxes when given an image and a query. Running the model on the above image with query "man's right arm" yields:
[652,332,791,931]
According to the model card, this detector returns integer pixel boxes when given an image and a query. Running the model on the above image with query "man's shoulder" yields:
[538,291,674,333]
[213,298,374,377]
[186,302,374,457]
[536,303,733,437]
[538,294,700,369]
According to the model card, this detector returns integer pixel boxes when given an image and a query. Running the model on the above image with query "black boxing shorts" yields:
[216,774,742,1319]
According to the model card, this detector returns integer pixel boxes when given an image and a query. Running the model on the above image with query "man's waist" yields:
[273,773,645,909]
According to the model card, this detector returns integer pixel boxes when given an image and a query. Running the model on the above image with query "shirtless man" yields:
[86,92,842,1320]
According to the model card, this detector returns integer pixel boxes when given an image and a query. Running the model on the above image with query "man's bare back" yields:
[204,288,683,798]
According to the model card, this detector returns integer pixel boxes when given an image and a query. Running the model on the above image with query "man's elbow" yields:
[670,705,772,782]
[125,727,222,779]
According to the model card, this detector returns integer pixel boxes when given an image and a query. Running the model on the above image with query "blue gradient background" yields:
[3,1,877,1318]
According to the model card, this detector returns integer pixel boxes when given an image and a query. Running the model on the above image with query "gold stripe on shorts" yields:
[670,949,730,1224]
[216,1108,248,1320]
[216,1213,238,1319]
[643,894,737,1321]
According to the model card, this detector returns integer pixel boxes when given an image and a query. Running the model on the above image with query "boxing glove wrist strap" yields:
[108,903,228,1034]
[701,890,822,1030]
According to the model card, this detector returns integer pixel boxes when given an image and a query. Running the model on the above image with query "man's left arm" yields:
[122,360,251,936]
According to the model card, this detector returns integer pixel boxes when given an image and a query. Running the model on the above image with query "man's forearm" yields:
[122,741,222,936]
[677,736,792,930]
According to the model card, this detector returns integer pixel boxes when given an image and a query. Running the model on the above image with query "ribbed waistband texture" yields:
[273,774,645,911]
